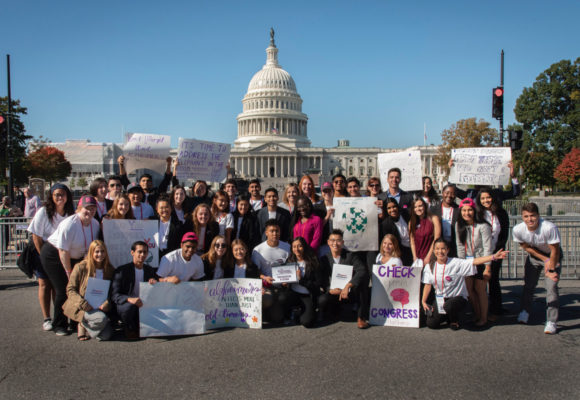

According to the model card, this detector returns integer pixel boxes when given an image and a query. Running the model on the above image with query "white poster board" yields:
[103,219,159,268]
[369,264,422,328]
[123,133,171,174]
[271,264,298,284]
[176,138,231,182]
[449,147,512,186]
[329,264,353,290]
[378,150,422,192]
[84,278,110,309]
[139,282,206,337]
[204,278,262,330]
[333,197,378,251]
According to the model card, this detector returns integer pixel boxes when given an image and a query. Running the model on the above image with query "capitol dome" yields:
[235,29,310,149]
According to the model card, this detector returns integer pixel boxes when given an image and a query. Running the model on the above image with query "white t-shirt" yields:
[131,267,145,297]
[291,260,309,295]
[251,240,291,277]
[394,218,410,247]
[375,254,403,267]
[131,202,154,220]
[440,205,454,242]
[216,213,234,236]
[268,210,277,220]
[484,210,501,250]
[157,249,205,281]
[212,259,224,280]
[28,207,68,241]
[47,214,101,259]
[250,198,263,212]
[96,200,108,219]
[422,258,477,300]
[157,220,170,251]
[512,219,560,256]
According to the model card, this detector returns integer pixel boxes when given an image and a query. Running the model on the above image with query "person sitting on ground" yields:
[202,235,234,280]
[231,239,260,279]
[318,229,370,329]
[63,240,115,341]
[422,238,508,331]
[157,232,205,284]
[111,241,159,340]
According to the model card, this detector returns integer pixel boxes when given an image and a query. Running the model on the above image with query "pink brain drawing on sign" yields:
[390,288,410,308]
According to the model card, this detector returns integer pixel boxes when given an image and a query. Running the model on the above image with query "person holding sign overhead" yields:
[118,155,173,208]
[422,238,508,330]
[127,183,155,220]
[112,241,159,340]
[318,229,369,329]
[63,240,115,341]
[40,195,101,336]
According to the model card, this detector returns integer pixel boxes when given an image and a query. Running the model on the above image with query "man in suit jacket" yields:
[377,167,414,220]
[318,229,370,329]
[111,241,159,339]
[257,188,291,243]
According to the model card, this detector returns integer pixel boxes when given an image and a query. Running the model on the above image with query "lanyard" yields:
[80,220,94,254]
[96,201,106,217]
[137,204,143,219]
[464,225,475,255]
[434,262,446,293]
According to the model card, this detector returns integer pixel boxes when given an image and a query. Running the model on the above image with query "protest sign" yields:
[329,264,353,290]
[103,219,159,268]
[139,282,206,337]
[369,264,422,328]
[176,138,231,182]
[271,264,298,284]
[378,150,422,192]
[449,147,512,186]
[333,197,378,251]
[123,133,171,174]
[204,278,262,330]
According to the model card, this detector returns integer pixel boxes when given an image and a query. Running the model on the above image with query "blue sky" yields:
[1,0,579,149]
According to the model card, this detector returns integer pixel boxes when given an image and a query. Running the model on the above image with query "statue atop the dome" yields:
[270,27,275,46]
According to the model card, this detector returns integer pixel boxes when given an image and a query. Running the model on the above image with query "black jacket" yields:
[111,262,158,306]
[430,203,460,257]
[232,210,259,251]
[256,207,291,243]
[319,249,368,291]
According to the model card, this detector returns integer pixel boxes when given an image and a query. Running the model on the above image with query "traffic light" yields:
[492,87,504,120]
[509,130,523,151]
[0,115,4,124]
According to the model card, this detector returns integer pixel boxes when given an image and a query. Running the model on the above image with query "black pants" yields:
[262,287,286,324]
[488,259,503,315]
[319,284,369,320]
[116,302,140,332]
[279,289,316,327]
[40,243,81,330]
[426,296,467,329]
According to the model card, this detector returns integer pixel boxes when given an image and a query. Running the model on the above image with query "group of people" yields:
[21,154,562,340]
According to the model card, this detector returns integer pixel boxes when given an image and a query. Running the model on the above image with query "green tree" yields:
[435,117,499,174]
[514,58,580,160]
[0,97,33,186]
[25,146,72,186]
[77,177,88,190]
[523,152,557,190]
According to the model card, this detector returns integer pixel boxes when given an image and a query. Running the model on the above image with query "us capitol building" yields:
[52,30,445,191]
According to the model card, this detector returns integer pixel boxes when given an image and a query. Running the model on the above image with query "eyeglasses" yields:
[109,183,122,187]
[215,243,227,249]
[53,193,66,198]
[368,184,380,188]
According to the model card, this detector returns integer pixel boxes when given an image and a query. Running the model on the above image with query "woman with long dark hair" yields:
[231,193,259,252]
[476,187,510,320]
[409,197,441,265]
[170,185,192,223]
[420,176,439,207]
[455,198,493,327]
[63,240,115,341]
[380,198,413,266]
[27,183,75,331]
[280,237,324,327]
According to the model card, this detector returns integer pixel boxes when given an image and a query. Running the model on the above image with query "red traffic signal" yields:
[0,115,4,124]
[492,86,504,120]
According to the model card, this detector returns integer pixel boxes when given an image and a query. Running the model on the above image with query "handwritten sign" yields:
[176,138,231,182]
[449,147,512,186]
[333,197,378,251]
[204,278,262,330]
[139,282,206,337]
[378,150,422,192]
[369,264,422,328]
[123,133,171,174]
[103,219,159,268]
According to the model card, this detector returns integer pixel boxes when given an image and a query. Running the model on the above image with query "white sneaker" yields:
[42,318,53,331]
[544,321,557,335]
[517,310,529,324]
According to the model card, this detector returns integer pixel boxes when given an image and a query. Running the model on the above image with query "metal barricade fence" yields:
[0,217,33,268]
[504,216,579,280]
[1,216,579,279]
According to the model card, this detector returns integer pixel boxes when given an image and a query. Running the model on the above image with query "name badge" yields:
[436,294,446,315]
[466,256,474,260]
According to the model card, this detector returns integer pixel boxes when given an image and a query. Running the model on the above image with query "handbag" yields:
[16,237,36,279]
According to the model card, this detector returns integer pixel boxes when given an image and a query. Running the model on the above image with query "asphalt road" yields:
[1,268,579,400]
